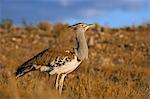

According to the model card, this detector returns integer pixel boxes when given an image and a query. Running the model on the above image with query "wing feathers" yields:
[16,47,75,77]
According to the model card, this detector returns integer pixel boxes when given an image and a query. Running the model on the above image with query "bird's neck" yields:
[75,30,88,61]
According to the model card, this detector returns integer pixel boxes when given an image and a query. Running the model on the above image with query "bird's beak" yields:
[88,24,95,28]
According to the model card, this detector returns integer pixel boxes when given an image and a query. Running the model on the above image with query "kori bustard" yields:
[16,23,95,94]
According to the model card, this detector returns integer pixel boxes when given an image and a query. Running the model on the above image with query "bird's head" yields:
[68,23,95,32]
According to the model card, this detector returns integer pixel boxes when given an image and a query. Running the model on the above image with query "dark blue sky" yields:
[1,0,150,27]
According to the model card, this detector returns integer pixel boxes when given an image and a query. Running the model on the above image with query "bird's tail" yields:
[15,64,35,78]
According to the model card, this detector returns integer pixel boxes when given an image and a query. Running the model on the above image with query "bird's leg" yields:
[59,73,67,95]
[56,74,60,90]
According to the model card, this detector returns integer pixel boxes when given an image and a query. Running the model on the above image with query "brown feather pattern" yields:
[16,47,75,77]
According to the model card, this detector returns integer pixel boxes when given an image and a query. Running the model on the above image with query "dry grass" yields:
[0,20,150,99]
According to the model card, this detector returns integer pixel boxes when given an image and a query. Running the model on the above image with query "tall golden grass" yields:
[0,20,150,98]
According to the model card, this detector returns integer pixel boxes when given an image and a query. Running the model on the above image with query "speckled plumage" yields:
[16,47,75,77]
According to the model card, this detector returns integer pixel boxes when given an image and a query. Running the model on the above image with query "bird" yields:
[15,23,95,94]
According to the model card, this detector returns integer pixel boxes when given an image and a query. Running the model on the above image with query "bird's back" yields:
[16,47,75,77]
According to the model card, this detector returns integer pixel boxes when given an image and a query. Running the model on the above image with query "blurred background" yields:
[1,0,150,27]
